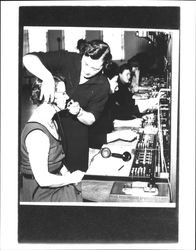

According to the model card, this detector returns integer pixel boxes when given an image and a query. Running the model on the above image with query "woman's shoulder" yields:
[95,73,110,85]
[22,122,49,138]
[58,50,81,57]
[25,128,50,153]
[99,75,110,91]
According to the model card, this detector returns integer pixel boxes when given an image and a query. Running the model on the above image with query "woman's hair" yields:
[76,39,87,54]
[103,61,119,79]
[30,78,43,105]
[30,76,65,105]
[83,39,112,70]
[118,63,131,74]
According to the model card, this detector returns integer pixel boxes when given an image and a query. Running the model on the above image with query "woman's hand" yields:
[71,170,85,183]
[40,77,56,103]
[142,113,155,121]
[67,100,81,115]
[23,54,56,103]
[115,129,138,141]
[67,100,96,125]
[60,165,70,175]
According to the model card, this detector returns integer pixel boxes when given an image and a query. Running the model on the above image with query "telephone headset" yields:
[35,76,132,163]
[33,75,73,109]
[34,76,73,151]
[52,76,73,109]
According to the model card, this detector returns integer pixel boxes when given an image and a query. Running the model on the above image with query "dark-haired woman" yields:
[76,38,87,54]
[23,39,112,172]
[20,78,85,202]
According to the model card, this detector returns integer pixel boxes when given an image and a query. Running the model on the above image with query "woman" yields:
[112,63,142,120]
[88,64,143,149]
[23,39,112,172]
[20,77,85,202]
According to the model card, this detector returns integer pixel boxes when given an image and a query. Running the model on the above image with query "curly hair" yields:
[83,39,112,70]
[30,78,43,105]
[30,76,65,105]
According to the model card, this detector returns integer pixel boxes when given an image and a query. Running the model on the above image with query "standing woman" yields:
[23,40,112,172]
[20,77,84,202]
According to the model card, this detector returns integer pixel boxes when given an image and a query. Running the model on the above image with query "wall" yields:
[86,30,103,41]
[24,28,153,60]
[124,31,150,61]
[47,30,64,51]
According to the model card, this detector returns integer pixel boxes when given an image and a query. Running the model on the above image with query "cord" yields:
[107,136,138,145]
[167,178,173,202]
[157,89,168,173]
[52,104,66,144]
[89,150,101,166]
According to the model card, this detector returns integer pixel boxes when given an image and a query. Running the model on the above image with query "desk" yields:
[82,179,170,203]
[84,121,173,205]
[86,139,138,177]
[82,180,114,202]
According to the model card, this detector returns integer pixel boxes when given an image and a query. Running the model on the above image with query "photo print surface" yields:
[18,5,180,244]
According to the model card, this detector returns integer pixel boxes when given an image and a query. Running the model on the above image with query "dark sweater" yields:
[29,50,110,171]
[88,78,142,149]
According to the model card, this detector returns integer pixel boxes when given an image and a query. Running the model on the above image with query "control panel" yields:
[130,89,171,180]
[130,133,157,177]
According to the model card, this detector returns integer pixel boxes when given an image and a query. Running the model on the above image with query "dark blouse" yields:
[112,78,142,120]
[29,51,110,171]
[32,50,110,119]
[88,77,142,149]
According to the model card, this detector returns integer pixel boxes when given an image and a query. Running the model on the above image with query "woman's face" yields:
[54,81,69,110]
[119,69,131,84]
[81,55,103,79]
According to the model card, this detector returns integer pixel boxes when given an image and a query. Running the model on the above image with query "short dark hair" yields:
[118,63,131,74]
[103,61,119,79]
[83,39,112,70]
[76,39,87,54]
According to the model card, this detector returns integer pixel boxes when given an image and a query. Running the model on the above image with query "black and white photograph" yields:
[1,1,195,249]
[20,25,179,205]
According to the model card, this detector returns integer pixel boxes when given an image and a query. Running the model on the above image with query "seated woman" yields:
[88,63,159,149]
[111,63,143,120]
[88,68,142,149]
[20,77,84,202]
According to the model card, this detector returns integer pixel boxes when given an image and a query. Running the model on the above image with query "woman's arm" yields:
[25,130,84,187]
[67,101,96,125]
[76,107,95,125]
[106,129,138,143]
[113,118,143,129]
[23,54,55,102]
